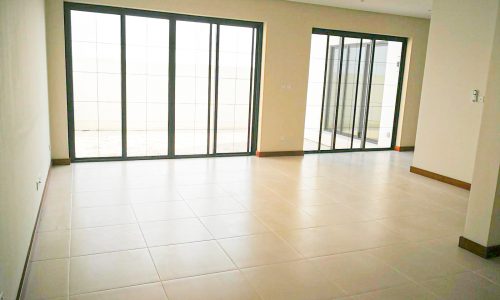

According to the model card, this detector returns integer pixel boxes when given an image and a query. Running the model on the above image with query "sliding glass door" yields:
[174,21,211,156]
[65,3,262,161]
[303,29,406,152]
[70,11,122,158]
[217,25,256,153]
[174,22,257,156]
[126,16,170,157]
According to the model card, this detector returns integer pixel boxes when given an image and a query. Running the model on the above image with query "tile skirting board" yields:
[459,236,500,259]
[394,146,415,152]
[51,158,71,165]
[17,168,51,299]
[256,151,304,157]
[410,166,471,190]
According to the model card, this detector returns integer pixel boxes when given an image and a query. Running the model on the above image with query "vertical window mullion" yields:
[64,8,76,160]
[250,25,263,154]
[213,24,220,154]
[206,25,213,155]
[332,37,345,149]
[361,39,376,148]
[317,35,330,151]
[350,38,363,148]
[120,14,127,158]
[168,20,176,157]
[390,41,407,148]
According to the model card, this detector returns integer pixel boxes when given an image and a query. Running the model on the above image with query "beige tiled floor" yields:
[24,152,500,299]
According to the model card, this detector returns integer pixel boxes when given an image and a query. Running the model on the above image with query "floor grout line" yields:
[67,280,164,298]
[181,192,266,300]
[127,199,168,298]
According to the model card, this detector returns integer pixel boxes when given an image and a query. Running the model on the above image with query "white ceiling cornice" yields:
[287,0,433,19]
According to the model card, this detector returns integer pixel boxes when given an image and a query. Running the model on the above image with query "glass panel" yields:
[216,25,254,153]
[175,21,210,155]
[303,34,327,151]
[365,40,402,148]
[71,10,121,158]
[126,16,169,157]
[320,36,342,150]
[334,38,361,150]
[352,39,373,149]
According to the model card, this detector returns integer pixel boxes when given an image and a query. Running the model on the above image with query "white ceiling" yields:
[287,0,433,19]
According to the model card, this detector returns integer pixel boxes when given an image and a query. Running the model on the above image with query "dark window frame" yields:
[64,2,264,162]
[306,28,408,154]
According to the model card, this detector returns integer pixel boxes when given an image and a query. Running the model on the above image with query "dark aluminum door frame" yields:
[307,28,407,154]
[64,2,263,162]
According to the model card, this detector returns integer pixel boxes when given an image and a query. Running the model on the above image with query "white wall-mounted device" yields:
[472,89,479,102]
[471,89,486,103]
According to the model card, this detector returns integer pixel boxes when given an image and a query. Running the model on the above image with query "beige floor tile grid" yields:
[23,152,500,299]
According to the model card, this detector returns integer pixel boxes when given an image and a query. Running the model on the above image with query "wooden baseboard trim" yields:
[17,168,51,300]
[459,236,500,259]
[256,151,304,157]
[51,158,71,165]
[410,166,471,190]
[394,146,415,152]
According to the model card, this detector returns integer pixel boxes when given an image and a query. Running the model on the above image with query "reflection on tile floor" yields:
[24,152,500,299]
[303,132,383,151]
[74,130,249,158]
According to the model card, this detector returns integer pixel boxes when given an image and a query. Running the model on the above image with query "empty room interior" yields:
[1,0,500,299]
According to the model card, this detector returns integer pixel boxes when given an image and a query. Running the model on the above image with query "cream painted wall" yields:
[396,37,427,147]
[413,0,499,183]
[45,0,429,158]
[463,4,500,247]
[46,0,68,160]
[0,0,52,298]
